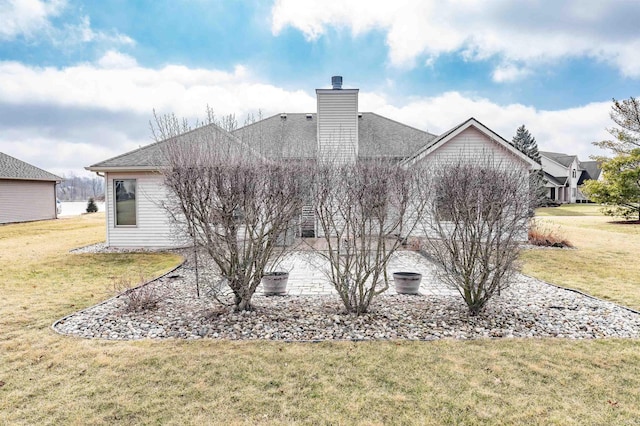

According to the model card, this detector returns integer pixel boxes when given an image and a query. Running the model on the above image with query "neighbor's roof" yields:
[577,160,602,184]
[0,152,62,182]
[231,112,437,159]
[543,171,567,187]
[87,122,256,171]
[540,151,578,168]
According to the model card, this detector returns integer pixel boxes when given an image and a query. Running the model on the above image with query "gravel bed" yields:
[54,246,640,341]
[70,242,169,254]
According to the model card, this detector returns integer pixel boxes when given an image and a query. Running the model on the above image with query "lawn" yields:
[522,204,640,311]
[1,213,639,424]
[535,203,604,217]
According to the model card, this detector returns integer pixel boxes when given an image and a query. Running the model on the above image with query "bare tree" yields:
[57,173,104,201]
[154,111,307,311]
[420,156,532,315]
[308,159,427,315]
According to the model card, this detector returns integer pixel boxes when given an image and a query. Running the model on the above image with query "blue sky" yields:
[1,0,640,177]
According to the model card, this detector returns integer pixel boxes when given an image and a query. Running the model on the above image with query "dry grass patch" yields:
[536,204,604,217]
[528,220,573,248]
[523,213,640,311]
[1,215,640,424]
[2,338,640,424]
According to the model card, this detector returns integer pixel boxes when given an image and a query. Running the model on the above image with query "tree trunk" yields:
[235,295,253,311]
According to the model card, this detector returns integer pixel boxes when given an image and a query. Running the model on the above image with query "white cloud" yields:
[60,15,135,47]
[2,137,118,178]
[0,53,316,118]
[271,0,640,78]
[0,0,65,40]
[360,91,612,162]
[0,0,134,51]
[0,57,614,179]
[97,50,138,69]
[492,63,532,83]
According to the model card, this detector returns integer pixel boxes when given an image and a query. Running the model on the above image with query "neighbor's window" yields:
[114,179,136,226]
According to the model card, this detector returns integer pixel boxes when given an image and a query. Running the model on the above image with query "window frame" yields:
[113,178,138,227]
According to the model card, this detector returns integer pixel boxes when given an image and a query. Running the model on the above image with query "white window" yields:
[572,169,576,178]
[114,179,136,226]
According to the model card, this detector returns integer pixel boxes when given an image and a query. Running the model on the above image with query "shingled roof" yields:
[87,122,254,171]
[540,151,577,168]
[543,171,567,187]
[577,160,602,184]
[88,112,438,170]
[232,112,437,159]
[0,152,62,182]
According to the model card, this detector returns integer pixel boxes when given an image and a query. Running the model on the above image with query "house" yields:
[540,151,602,203]
[87,76,540,248]
[0,152,62,224]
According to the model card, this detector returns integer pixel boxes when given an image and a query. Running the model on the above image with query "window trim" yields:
[113,178,138,227]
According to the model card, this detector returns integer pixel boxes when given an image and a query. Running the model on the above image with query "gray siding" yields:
[105,172,185,248]
[0,179,57,224]
[316,89,358,162]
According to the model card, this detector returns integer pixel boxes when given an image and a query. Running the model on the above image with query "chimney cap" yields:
[331,76,343,90]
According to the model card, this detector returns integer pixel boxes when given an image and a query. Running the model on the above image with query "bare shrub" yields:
[308,159,427,315]
[528,220,573,248]
[420,156,533,315]
[154,111,307,311]
[113,274,160,312]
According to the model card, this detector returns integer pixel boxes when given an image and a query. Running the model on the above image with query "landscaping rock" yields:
[54,246,640,341]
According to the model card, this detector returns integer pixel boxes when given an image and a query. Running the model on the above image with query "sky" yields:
[1,0,640,178]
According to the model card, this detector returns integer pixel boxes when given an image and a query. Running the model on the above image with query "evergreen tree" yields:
[512,125,541,164]
[512,125,545,210]
[86,197,98,213]
[593,97,640,155]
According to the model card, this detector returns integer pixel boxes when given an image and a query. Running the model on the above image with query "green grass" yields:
[1,214,640,424]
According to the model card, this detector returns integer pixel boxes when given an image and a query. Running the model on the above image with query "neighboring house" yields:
[540,151,602,203]
[0,152,62,224]
[87,76,540,249]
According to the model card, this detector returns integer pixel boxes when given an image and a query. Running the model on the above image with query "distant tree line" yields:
[57,173,105,201]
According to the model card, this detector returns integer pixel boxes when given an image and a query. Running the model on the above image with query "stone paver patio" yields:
[257,250,457,297]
